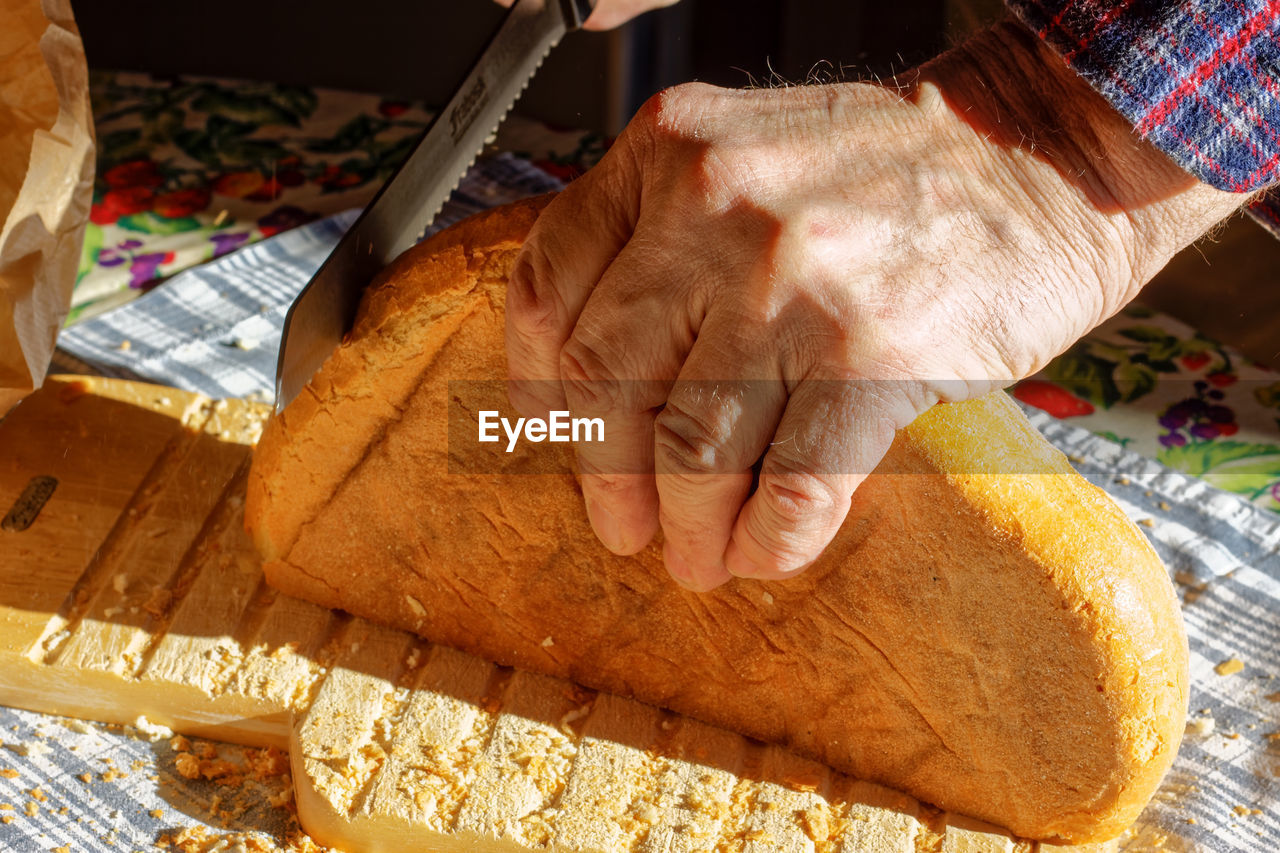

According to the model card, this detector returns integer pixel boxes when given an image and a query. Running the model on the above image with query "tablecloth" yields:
[75,71,606,323]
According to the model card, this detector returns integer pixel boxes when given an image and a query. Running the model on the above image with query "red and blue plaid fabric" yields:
[1007,0,1280,234]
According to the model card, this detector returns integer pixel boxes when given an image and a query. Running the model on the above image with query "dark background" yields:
[71,0,956,133]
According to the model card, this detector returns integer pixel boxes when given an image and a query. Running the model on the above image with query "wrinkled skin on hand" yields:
[505,21,1244,591]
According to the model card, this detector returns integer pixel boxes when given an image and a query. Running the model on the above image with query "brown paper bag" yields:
[0,0,94,414]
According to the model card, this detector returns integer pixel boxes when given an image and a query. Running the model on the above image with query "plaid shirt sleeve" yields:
[1006,0,1280,235]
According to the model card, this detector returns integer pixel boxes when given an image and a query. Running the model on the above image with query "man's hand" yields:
[505,20,1244,591]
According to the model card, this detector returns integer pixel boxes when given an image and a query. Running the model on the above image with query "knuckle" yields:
[633,84,766,219]
[506,249,565,340]
[559,334,626,413]
[638,84,727,158]
[736,504,816,576]
[755,460,845,531]
[653,397,734,475]
[637,82,719,137]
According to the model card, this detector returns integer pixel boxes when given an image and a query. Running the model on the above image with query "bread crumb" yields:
[404,594,427,619]
[267,780,293,808]
[5,740,50,758]
[1215,657,1245,676]
[761,591,775,605]
[1157,501,1171,511]
[1187,716,1215,736]
[133,716,174,742]
[1138,518,1155,527]
[1264,692,1280,702]
[174,753,201,780]
[117,339,131,351]
[540,636,554,648]
[1233,805,1251,816]
[24,800,37,817]
[0,768,16,778]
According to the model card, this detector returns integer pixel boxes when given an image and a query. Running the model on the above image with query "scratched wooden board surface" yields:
[0,376,1117,853]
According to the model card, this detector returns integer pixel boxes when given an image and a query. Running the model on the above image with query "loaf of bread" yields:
[245,197,1188,844]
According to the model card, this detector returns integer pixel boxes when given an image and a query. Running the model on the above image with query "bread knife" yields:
[274,0,595,411]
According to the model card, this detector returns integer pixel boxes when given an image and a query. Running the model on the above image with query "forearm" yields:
[914,19,1247,312]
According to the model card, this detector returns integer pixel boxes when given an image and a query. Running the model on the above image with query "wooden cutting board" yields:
[0,376,1114,853]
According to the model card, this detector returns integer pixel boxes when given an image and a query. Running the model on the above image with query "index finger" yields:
[505,146,641,418]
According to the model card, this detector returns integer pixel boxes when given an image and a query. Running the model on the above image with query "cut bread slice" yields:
[245,197,1188,844]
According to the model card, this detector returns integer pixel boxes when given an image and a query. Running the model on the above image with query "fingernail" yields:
[586,499,627,554]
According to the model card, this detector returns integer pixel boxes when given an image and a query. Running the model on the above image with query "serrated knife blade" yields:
[274,0,594,411]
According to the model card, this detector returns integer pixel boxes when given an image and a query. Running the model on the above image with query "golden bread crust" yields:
[246,199,1186,844]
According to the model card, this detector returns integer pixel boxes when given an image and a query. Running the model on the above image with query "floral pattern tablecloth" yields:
[77,71,605,322]
[76,71,1280,515]
[1013,305,1280,513]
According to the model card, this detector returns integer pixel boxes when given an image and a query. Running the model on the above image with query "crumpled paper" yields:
[0,0,94,414]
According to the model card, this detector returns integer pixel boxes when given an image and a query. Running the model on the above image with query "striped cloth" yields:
[1008,0,1280,232]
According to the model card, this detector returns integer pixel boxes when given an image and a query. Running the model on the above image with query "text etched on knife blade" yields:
[449,76,491,143]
